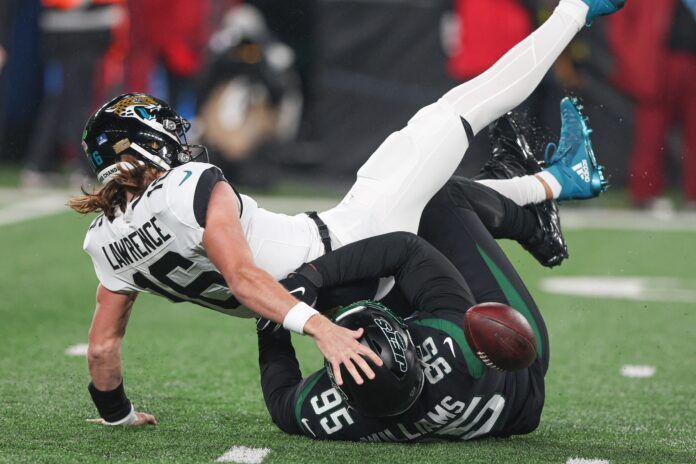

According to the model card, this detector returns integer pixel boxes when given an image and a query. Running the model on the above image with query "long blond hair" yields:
[68,155,162,220]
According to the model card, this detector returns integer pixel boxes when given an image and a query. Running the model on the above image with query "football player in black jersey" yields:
[255,116,558,441]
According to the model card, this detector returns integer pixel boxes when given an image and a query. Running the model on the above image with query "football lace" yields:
[477,351,502,371]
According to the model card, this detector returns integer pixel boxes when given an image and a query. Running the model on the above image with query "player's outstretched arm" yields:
[86,285,156,426]
[203,182,381,386]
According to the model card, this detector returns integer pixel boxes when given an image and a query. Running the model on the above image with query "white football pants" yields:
[320,0,587,245]
[247,0,588,282]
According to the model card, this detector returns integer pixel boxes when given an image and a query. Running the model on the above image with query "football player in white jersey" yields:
[70,0,624,426]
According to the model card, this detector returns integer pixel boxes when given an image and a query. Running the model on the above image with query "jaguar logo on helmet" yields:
[105,95,161,121]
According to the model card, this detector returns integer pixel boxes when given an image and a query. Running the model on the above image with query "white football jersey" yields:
[83,162,267,317]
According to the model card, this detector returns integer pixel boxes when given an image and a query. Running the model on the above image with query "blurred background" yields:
[0,0,694,211]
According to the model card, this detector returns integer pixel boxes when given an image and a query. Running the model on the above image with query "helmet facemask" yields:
[130,106,209,170]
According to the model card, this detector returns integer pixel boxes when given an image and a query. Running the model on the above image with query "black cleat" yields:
[481,114,569,268]
[479,114,543,179]
[521,201,568,268]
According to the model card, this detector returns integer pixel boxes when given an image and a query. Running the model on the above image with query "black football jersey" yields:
[291,305,543,442]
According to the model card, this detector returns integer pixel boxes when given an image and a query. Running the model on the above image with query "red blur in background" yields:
[448,0,533,80]
[125,0,212,91]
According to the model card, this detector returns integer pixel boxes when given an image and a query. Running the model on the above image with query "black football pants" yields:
[391,175,549,371]
[415,176,549,436]
[258,176,549,436]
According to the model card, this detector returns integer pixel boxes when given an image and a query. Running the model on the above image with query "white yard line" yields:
[0,191,70,226]
[0,187,73,226]
[64,343,89,357]
[215,446,271,464]
[540,276,696,304]
[620,365,656,379]
[566,459,609,464]
[560,208,696,232]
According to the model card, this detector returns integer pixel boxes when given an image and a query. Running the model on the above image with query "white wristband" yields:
[283,302,319,334]
[104,404,137,426]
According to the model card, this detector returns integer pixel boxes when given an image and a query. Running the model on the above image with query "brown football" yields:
[463,302,537,371]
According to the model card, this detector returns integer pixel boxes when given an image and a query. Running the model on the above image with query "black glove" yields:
[280,271,319,307]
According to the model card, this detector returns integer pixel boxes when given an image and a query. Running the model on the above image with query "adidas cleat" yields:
[543,97,609,202]
[482,114,569,268]
[581,0,626,25]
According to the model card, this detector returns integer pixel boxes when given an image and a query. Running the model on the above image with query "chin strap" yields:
[129,143,171,171]
[97,160,147,185]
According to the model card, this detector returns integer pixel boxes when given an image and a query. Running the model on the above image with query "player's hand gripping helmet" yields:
[81,93,208,184]
[327,301,425,417]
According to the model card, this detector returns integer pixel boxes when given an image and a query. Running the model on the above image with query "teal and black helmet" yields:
[82,93,207,184]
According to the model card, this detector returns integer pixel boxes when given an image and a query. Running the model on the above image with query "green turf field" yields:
[1,205,695,464]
